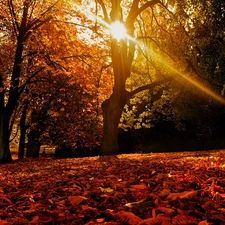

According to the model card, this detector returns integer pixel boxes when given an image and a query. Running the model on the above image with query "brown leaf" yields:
[167,191,197,201]
[198,221,211,225]
[82,205,100,215]
[159,188,171,198]
[157,207,175,215]
[172,215,200,225]
[38,212,54,223]
[152,208,156,218]
[114,211,142,225]
[85,222,121,225]
[125,199,147,209]
[0,196,12,205]
[211,212,225,221]
[138,217,171,225]
[29,215,39,224]
[68,195,87,207]
[0,221,11,225]
[131,184,148,190]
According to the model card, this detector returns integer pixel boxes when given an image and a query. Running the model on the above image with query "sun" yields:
[110,21,127,41]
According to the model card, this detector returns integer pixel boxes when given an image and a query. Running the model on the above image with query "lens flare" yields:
[110,21,127,41]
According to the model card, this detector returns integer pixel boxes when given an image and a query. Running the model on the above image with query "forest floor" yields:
[0,150,225,225]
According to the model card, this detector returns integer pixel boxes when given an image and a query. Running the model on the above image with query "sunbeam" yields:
[72,1,225,105]
[136,41,225,104]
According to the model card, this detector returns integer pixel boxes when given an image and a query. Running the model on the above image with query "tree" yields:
[193,0,225,92]
[1,0,105,162]
[0,0,66,163]
[24,73,101,157]
[88,0,180,155]
[12,6,110,159]
[18,97,29,159]
[86,0,225,155]
[120,0,225,146]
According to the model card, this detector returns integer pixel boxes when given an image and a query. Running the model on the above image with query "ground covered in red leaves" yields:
[0,150,225,225]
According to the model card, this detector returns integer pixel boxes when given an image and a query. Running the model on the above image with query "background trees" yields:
[0,0,64,163]
[0,0,110,162]
[119,0,225,152]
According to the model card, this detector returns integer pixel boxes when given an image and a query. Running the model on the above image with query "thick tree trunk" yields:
[98,0,170,156]
[0,112,12,163]
[100,94,126,155]
[26,130,41,158]
[0,8,24,164]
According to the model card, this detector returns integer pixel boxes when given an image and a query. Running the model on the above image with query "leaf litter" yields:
[0,150,225,224]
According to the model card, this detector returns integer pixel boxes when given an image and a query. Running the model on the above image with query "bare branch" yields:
[7,0,19,37]
[18,66,45,95]
[127,77,173,100]
[126,0,160,25]
[96,0,109,22]
[126,0,140,25]
[137,36,175,61]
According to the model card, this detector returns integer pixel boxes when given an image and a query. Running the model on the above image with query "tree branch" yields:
[126,0,160,25]
[18,66,45,96]
[126,0,139,25]
[127,77,173,100]
[7,0,19,37]
[25,16,53,41]
[96,0,109,22]
[137,36,175,61]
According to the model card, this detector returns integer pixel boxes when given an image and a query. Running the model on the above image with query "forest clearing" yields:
[0,150,225,224]
[1,0,225,222]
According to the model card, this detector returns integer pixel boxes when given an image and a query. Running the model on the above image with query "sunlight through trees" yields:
[0,0,225,162]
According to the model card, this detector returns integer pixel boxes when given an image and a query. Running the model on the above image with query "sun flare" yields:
[72,2,225,105]
[110,21,127,41]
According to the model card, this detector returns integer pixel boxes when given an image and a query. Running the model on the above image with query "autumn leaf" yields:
[131,183,149,200]
[114,211,142,225]
[130,184,149,190]
[138,217,171,225]
[167,190,197,201]
[198,221,211,225]
[0,221,11,225]
[159,188,171,198]
[28,215,39,225]
[100,187,114,193]
[82,205,100,215]
[125,199,147,209]
[156,207,175,215]
[172,215,200,225]
[0,196,12,205]
[38,212,54,223]
[68,196,87,207]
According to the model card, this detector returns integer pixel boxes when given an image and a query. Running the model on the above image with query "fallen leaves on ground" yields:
[0,150,225,224]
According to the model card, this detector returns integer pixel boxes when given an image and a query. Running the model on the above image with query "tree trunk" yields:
[18,103,28,159]
[0,112,12,163]
[100,94,126,155]
[26,130,41,158]
[0,5,25,164]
